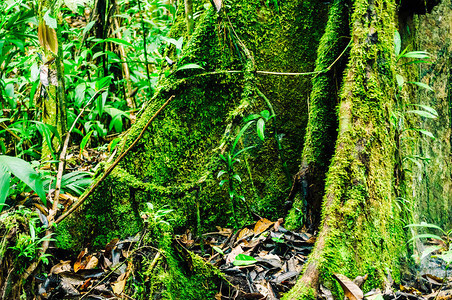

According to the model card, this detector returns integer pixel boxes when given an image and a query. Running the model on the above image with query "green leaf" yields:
[404,60,432,65]
[213,246,224,255]
[109,137,121,153]
[29,221,36,241]
[104,37,133,47]
[243,114,260,123]
[400,51,430,59]
[408,104,438,117]
[407,110,437,119]
[394,31,401,57]
[0,165,10,212]
[80,130,94,154]
[0,156,46,205]
[217,170,227,178]
[43,10,57,29]
[176,63,204,72]
[232,174,241,183]
[75,83,86,107]
[406,222,444,232]
[65,0,85,12]
[96,91,108,118]
[232,145,256,159]
[417,129,435,139]
[408,81,434,92]
[404,156,422,169]
[233,254,257,266]
[408,233,444,243]
[396,74,404,90]
[232,121,254,153]
[260,110,270,120]
[219,179,228,187]
[96,76,112,91]
[257,118,265,141]
[227,153,233,168]
[35,122,59,160]
[83,20,96,35]
[92,51,105,60]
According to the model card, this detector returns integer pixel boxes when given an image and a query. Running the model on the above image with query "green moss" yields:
[286,0,350,229]
[59,0,329,250]
[287,0,408,298]
[56,1,330,297]
[282,280,316,300]
[130,222,223,299]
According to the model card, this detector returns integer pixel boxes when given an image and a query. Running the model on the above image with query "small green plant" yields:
[392,31,437,186]
[140,202,174,227]
[271,233,285,244]
[217,110,273,227]
[42,170,93,196]
[9,214,55,264]
[243,110,274,141]
[407,222,452,267]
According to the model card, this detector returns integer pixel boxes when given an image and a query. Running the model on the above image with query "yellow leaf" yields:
[253,218,274,236]
[112,279,126,295]
[112,272,128,295]
[38,20,58,55]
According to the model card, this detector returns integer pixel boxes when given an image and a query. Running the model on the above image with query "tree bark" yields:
[285,0,404,297]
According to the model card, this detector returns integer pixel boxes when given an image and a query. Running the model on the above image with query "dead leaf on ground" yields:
[422,274,443,285]
[333,273,364,300]
[50,260,72,274]
[254,218,274,236]
[104,238,119,258]
[74,248,88,272]
[85,255,99,269]
[80,278,91,290]
[112,272,128,295]
[400,285,422,295]
[305,236,317,244]
[274,218,284,231]
[226,245,244,264]
[238,227,254,241]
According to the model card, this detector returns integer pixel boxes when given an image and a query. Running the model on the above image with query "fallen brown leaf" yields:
[50,260,72,274]
[333,273,363,300]
[254,218,274,236]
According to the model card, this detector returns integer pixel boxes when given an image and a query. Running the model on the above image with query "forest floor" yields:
[16,147,452,299]
[36,216,452,299]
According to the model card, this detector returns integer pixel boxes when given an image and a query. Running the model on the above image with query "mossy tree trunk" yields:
[53,0,451,298]
[37,0,66,160]
[285,0,403,296]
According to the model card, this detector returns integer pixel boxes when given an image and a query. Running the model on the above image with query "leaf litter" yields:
[178,218,315,299]
[35,217,452,299]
